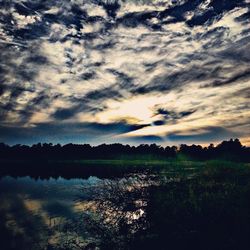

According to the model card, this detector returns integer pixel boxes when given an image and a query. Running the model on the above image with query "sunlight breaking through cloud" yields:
[0,0,249,145]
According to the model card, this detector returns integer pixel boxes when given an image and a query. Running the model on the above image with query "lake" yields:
[1,163,250,250]
[0,173,158,249]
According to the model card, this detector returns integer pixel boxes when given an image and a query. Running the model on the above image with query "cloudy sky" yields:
[0,0,250,146]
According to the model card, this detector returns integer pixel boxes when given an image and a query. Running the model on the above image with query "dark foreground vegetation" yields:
[142,170,250,250]
[0,139,250,249]
[0,138,249,162]
[0,138,249,179]
[84,166,250,250]
[1,163,250,250]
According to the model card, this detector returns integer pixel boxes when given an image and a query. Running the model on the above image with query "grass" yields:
[1,157,250,249]
[1,156,250,180]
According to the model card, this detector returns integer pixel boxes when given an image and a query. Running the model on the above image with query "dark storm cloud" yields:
[17,67,38,82]
[0,124,92,144]
[0,84,6,96]
[117,0,248,29]
[217,36,250,63]
[129,26,249,95]
[153,120,166,126]
[92,40,118,50]
[1,0,246,45]
[14,1,50,13]
[54,96,104,120]
[79,71,97,80]
[198,27,229,49]
[0,121,149,144]
[211,69,250,87]
[0,43,48,82]
[143,60,163,72]
[187,0,248,27]
[157,109,196,121]
[42,5,87,32]
[186,8,217,27]
[14,21,50,40]
[235,87,250,99]
[52,86,124,121]
[127,45,158,53]
[0,41,49,122]
[1,1,87,44]
[0,84,34,116]
[83,121,149,133]
[167,126,240,143]
[10,85,31,99]
[127,135,163,143]
[0,2,50,40]
[1,88,51,124]
[18,92,52,122]
[133,65,216,94]
[53,106,81,120]
[25,55,49,65]
[84,86,123,101]
[236,10,250,22]
[117,10,160,28]
[30,92,51,106]
[116,0,201,28]
[97,0,121,18]
[195,26,228,40]
[107,69,135,88]
[150,109,196,127]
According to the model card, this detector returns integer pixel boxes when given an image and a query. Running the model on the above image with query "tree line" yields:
[0,138,249,162]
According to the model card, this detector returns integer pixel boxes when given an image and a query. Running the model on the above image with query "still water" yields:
[0,174,154,249]
[1,168,249,250]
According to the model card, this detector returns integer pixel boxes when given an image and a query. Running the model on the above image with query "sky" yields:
[0,0,250,146]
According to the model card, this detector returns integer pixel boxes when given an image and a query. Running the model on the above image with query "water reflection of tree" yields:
[76,173,157,249]
[2,170,250,249]
[0,173,155,250]
[72,170,250,250]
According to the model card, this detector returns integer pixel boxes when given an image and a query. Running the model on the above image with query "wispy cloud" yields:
[0,0,249,145]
